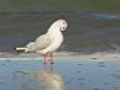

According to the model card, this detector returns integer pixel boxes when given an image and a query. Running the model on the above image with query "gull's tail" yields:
[15,47,28,52]
[15,42,34,52]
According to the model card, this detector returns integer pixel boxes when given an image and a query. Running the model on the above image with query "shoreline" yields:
[0,52,120,61]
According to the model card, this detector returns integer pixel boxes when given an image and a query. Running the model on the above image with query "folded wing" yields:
[26,33,52,52]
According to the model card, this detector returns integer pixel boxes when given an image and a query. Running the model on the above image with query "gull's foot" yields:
[50,62,54,64]
[44,62,47,64]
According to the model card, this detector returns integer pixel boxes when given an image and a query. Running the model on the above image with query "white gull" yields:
[16,19,68,64]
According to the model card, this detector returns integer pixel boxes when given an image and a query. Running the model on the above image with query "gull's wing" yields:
[17,33,52,52]
[33,33,52,51]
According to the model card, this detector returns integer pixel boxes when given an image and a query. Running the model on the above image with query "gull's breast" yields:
[47,32,64,53]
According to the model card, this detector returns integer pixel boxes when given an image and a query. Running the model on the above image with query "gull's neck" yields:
[47,23,61,35]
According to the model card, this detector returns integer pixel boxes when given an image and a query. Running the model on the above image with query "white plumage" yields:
[16,19,68,64]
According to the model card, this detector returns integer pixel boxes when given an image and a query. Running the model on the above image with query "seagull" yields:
[15,19,68,64]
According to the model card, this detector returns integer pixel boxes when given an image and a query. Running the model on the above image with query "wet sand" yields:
[0,53,120,90]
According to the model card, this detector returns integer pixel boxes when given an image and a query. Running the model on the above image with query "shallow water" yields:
[0,59,120,90]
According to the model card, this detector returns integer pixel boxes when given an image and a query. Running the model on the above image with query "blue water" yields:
[0,59,120,90]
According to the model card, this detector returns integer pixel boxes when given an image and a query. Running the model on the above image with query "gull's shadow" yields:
[16,63,65,90]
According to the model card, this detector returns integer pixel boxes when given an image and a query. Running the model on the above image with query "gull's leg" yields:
[44,62,47,71]
[50,53,54,64]
[50,63,53,72]
[44,54,47,64]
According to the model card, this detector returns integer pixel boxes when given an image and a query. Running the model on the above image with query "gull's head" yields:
[54,19,68,31]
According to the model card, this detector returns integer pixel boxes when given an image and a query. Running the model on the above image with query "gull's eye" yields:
[62,27,65,30]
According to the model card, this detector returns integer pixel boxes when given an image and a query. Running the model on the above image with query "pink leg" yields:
[44,62,47,71]
[50,63,53,72]
[50,53,54,64]
[44,54,47,64]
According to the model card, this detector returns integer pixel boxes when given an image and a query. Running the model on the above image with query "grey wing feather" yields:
[34,33,52,51]
[26,42,35,51]
[26,33,52,52]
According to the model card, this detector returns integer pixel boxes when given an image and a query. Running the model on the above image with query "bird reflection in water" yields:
[16,63,64,90]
